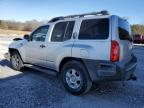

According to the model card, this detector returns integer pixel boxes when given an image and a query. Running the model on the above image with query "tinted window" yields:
[31,25,49,42]
[119,27,132,41]
[51,22,67,42]
[63,21,75,41]
[51,21,74,42]
[118,19,132,41]
[78,19,109,40]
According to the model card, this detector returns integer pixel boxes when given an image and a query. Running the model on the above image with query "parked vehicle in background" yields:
[133,34,144,44]
[5,10,137,95]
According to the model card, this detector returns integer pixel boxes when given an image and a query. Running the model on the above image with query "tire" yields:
[61,60,92,95]
[10,51,24,71]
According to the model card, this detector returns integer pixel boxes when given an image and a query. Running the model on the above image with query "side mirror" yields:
[24,34,30,41]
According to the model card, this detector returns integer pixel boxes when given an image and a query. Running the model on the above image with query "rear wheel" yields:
[10,51,24,71]
[61,60,92,95]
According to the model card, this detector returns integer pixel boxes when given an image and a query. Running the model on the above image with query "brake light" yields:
[110,41,120,62]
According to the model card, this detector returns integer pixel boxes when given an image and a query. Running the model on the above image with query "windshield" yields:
[118,18,132,41]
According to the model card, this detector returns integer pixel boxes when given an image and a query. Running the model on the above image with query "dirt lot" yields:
[0,36,144,108]
[0,29,30,37]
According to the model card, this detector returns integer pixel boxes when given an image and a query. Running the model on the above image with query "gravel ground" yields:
[0,36,144,108]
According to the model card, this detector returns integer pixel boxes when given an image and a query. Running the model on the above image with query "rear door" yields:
[118,18,132,61]
[72,17,111,61]
[45,21,75,70]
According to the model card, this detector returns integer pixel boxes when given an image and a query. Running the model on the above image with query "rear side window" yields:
[78,19,109,40]
[119,27,131,40]
[51,21,75,42]
[118,19,132,41]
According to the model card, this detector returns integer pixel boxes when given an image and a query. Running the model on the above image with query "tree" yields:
[0,21,8,29]
[0,20,2,25]
[131,24,144,35]
[0,20,45,31]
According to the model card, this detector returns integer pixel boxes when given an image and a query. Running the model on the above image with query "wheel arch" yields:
[58,57,93,81]
[9,48,24,62]
[59,57,100,82]
[59,57,84,72]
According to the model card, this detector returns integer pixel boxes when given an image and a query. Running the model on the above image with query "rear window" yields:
[118,19,132,41]
[78,19,109,40]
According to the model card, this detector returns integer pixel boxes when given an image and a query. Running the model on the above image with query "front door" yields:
[25,25,49,67]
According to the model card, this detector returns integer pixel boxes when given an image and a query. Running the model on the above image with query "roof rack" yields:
[48,10,109,23]
[64,10,109,18]
[48,17,64,23]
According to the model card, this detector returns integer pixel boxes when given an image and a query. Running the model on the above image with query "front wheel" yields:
[61,60,92,95]
[10,51,24,71]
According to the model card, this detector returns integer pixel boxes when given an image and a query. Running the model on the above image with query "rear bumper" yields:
[83,54,137,82]
[115,55,137,81]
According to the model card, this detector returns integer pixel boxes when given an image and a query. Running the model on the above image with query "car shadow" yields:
[0,59,59,82]
[0,59,12,67]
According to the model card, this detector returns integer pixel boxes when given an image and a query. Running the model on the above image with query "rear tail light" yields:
[110,40,120,62]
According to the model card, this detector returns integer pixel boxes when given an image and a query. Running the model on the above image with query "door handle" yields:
[40,44,46,48]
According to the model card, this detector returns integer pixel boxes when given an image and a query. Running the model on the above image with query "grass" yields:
[0,29,30,37]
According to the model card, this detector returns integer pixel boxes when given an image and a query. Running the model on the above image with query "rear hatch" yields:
[118,18,133,61]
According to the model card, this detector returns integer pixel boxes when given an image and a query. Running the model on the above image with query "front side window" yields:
[51,21,75,42]
[31,25,49,42]
[78,19,109,40]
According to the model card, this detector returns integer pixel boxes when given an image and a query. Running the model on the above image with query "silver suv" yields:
[6,11,137,95]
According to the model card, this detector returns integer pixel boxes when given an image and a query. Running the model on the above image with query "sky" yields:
[0,0,144,24]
